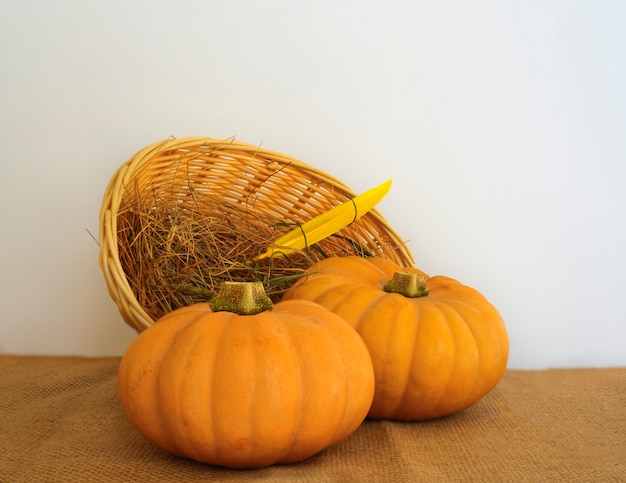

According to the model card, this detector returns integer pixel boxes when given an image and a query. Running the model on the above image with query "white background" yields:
[1,1,624,369]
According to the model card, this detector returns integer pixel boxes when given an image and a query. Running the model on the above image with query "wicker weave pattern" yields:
[99,137,414,332]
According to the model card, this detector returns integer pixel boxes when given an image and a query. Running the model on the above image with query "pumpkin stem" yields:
[210,281,273,315]
[383,272,429,298]
[174,284,216,301]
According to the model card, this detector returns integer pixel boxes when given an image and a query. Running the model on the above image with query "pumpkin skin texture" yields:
[282,256,509,421]
[118,291,375,469]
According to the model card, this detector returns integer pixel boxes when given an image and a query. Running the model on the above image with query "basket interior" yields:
[104,139,412,328]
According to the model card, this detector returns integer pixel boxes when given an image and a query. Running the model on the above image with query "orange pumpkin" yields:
[282,256,509,421]
[118,282,375,469]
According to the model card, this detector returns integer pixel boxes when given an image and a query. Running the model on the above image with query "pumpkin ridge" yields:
[194,313,224,463]
[269,308,305,463]
[244,315,264,464]
[207,312,240,465]
[186,312,226,462]
[315,256,386,284]
[219,310,299,468]
[316,308,359,447]
[396,299,456,419]
[427,299,481,416]
[156,309,214,457]
[221,307,316,467]
[321,310,375,444]
[385,298,420,418]
[317,322,352,449]
[361,293,416,417]
[118,322,179,454]
[436,296,508,405]
[388,298,457,420]
[272,306,355,463]
[253,310,311,466]
[191,311,235,461]
[289,275,348,301]
[329,284,382,322]
[321,302,374,443]
[351,289,387,331]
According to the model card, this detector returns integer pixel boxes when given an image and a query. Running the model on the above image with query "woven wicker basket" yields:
[99,136,414,332]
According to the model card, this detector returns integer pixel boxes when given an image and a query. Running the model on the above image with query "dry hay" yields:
[116,183,375,322]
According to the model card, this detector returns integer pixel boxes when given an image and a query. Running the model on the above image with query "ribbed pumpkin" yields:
[118,281,375,469]
[282,256,509,421]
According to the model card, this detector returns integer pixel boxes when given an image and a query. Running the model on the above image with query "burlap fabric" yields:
[1,356,624,482]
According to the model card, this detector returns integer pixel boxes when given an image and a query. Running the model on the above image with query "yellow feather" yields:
[255,179,392,260]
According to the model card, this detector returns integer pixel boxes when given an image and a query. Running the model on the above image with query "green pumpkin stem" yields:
[383,272,429,298]
[210,281,273,315]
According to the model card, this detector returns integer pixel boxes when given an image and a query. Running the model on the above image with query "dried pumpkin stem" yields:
[174,284,216,300]
[210,281,273,315]
[383,272,429,298]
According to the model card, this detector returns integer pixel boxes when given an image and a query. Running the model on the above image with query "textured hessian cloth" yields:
[1,356,624,482]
